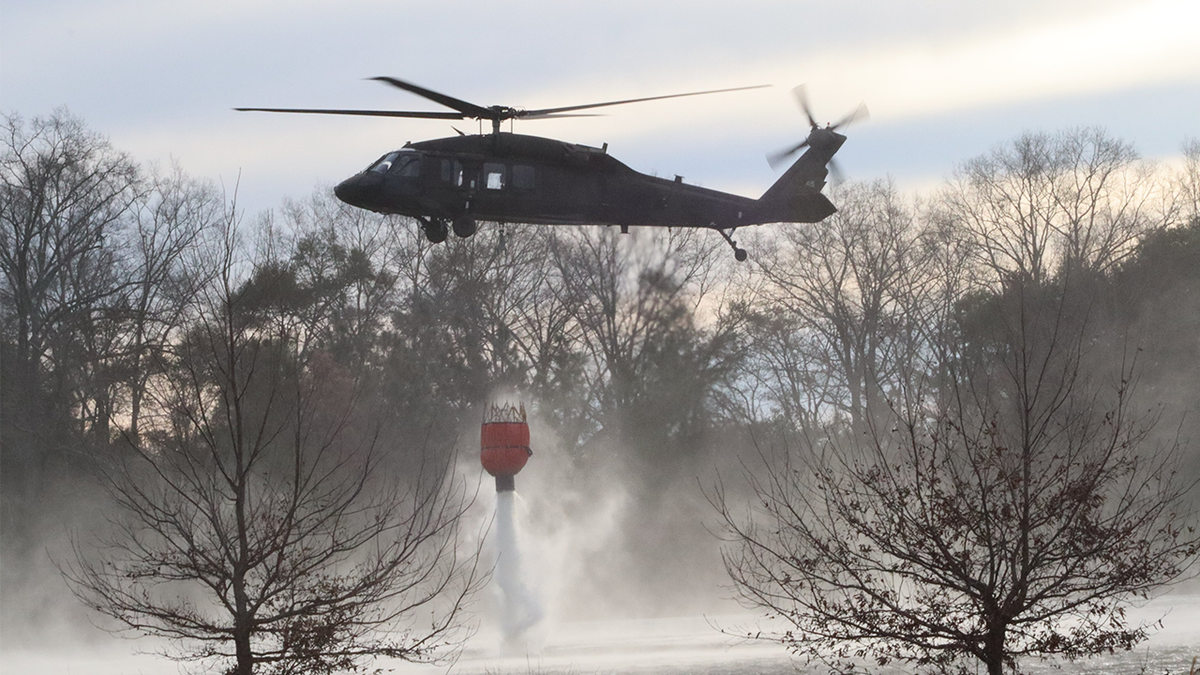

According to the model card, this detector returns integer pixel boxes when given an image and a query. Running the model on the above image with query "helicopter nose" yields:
[334,174,375,208]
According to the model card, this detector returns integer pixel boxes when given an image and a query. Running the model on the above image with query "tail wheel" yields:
[717,227,750,261]
[423,219,449,243]
[452,215,477,238]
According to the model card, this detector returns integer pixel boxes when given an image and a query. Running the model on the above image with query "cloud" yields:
[5,0,1195,214]
[746,0,1200,124]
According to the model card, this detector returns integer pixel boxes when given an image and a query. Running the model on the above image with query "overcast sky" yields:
[3,0,1198,214]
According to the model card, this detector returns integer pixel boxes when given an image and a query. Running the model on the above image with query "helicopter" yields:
[236,77,866,261]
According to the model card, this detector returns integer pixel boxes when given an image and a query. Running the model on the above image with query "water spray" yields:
[481,402,542,645]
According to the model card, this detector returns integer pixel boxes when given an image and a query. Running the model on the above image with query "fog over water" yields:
[2,398,1199,673]
[4,597,1198,674]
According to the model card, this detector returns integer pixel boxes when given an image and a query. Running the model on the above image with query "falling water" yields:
[495,490,543,646]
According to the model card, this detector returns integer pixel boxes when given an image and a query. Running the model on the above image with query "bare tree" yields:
[732,307,836,433]
[64,218,483,675]
[754,180,927,436]
[939,128,1165,284]
[109,163,224,443]
[713,276,1200,675]
[551,227,735,458]
[1,109,143,561]
[0,110,140,381]
[1178,137,1200,223]
[1,112,222,453]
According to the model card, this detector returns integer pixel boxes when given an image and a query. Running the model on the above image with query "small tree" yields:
[713,276,1199,675]
[64,221,483,675]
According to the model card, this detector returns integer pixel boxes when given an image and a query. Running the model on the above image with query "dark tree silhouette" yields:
[713,276,1200,675]
[64,222,483,675]
[1,110,140,528]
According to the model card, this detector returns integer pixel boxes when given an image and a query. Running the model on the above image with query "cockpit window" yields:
[369,152,400,174]
[394,154,421,178]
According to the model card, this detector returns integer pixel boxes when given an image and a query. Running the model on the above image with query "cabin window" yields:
[369,152,400,174]
[393,154,421,178]
[440,159,464,186]
[512,164,535,189]
[484,163,506,190]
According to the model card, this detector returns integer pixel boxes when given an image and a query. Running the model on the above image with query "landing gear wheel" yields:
[452,215,477,238]
[717,227,749,261]
[423,219,449,244]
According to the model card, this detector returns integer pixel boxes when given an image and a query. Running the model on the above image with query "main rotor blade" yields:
[369,76,495,119]
[519,113,606,121]
[234,107,465,119]
[792,85,817,129]
[767,138,810,170]
[520,84,770,118]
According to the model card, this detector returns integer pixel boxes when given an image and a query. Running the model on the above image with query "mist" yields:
[3,112,1199,673]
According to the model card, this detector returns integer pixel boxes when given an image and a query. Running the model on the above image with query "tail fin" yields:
[755,130,845,223]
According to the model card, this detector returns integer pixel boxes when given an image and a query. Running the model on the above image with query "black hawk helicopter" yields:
[237,77,865,261]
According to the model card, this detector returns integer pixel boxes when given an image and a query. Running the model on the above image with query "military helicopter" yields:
[237,77,865,261]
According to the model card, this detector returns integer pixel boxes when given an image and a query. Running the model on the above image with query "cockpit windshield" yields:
[369,152,400,174]
[393,154,421,178]
[368,151,421,178]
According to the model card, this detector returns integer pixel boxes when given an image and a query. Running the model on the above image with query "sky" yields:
[3,0,1199,215]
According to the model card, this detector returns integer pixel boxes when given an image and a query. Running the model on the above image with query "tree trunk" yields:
[233,621,253,675]
[983,623,1007,675]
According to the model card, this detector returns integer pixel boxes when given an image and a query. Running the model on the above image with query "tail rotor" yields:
[767,85,868,178]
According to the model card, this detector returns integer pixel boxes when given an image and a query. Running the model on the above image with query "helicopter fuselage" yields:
[333,132,835,236]
[240,76,859,259]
